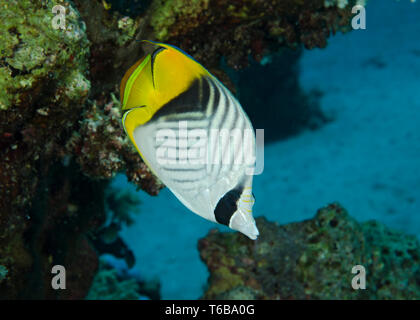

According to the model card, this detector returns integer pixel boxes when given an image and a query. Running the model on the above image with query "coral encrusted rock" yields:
[199,203,420,300]
[148,0,367,69]
[0,0,91,299]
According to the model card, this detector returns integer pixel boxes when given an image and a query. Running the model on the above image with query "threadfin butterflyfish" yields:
[120,41,259,240]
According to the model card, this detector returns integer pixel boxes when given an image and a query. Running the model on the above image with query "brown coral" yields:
[148,0,359,69]
[199,203,420,300]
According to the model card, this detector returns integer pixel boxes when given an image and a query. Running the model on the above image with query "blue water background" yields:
[108,0,420,299]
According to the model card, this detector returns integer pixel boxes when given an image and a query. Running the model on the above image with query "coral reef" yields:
[86,260,142,300]
[0,0,91,299]
[0,0,159,299]
[199,203,420,299]
[148,0,364,69]
[65,95,162,193]
[14,161,104,299]
[89,186,143,269]
[0,0,90,210]
[86,259,161,300]
[72,0,146,95]
[105,0,152,17]
[325,0,366,9]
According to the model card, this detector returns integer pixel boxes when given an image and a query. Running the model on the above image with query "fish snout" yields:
[229,210,259,240]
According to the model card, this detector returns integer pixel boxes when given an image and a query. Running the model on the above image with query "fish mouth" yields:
[229,210,259,240]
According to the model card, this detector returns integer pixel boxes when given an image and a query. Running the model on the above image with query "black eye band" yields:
[151,46,166,60]
[151,47,166,88]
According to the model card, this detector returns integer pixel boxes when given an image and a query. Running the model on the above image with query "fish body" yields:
[120,41,259,239]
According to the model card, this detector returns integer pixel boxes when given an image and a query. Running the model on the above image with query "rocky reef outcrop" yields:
[0,0,158,299]
[0,0,93,299]
[148,0,364,69]
[86,259,160,300]
[199,203,420,299]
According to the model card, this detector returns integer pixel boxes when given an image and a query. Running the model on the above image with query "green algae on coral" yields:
[147,0,366,69]
[0,0,91,299]
[0,0,90,111]
[0,0,162,298]
[199,203,420,300]
[86,260,141,300]
[149,0,209,41]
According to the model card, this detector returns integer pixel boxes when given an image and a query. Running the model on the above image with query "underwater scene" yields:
[0,0,419,302]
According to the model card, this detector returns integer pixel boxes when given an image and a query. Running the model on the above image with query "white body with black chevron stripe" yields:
[130,75,259,239]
